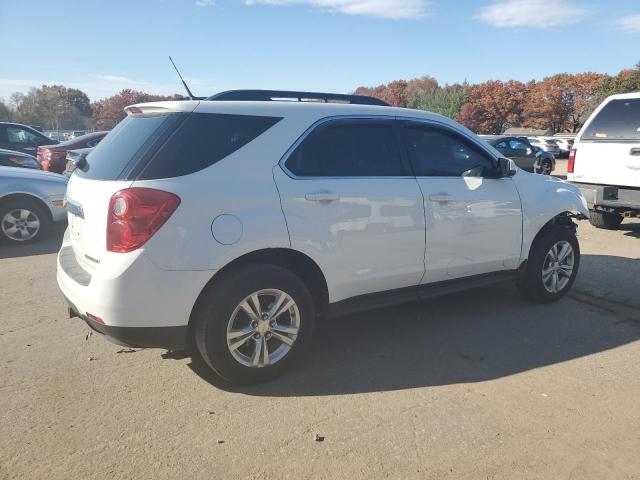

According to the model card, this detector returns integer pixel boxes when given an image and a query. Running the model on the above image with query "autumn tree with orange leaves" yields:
[523,73,607,133]
[459,80,528,134]
[353,63,638,134]
[91,89,182,129]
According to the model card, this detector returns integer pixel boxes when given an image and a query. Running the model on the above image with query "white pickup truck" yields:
[569,92,640,229]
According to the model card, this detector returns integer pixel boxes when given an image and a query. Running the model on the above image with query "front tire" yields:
[193,264,315,384]
[0,199,50,244]
[517,224,580,303]
[540,159,553,175]
[588,210,623,230]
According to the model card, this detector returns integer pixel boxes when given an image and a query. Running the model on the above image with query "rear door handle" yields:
[305,191,340,202]
[630,148,640,156]
[429,194,454,203]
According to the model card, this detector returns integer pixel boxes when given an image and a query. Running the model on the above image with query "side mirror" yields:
[525,147,533,156]
[498,157,517,177]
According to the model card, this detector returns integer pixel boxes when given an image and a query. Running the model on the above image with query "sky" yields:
[1,0,639,101]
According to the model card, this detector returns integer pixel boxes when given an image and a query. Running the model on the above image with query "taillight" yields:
[107,188,180,253]
[568,148,576,173]
[86,313,104,325]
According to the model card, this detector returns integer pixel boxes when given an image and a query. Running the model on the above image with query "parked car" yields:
[485,136,555,174]
[568,92,640,229]
[527,137,561,156]
[67,130,87,140]
[0,122,58,156]
[37,131,108,173]
[44,131,66,141]
[57,90,589,384]
[552,138,573,157]
[0,149,41,170]
[0,166,67,243]
[63,147,92,177]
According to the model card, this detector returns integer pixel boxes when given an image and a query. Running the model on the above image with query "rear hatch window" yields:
[582,98,640,142]
[75,112,281,181]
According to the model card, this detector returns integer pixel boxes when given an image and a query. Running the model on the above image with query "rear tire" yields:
[193,264,315,384]
[517,224,580,303]
[588,210,623,230]
[0,199,50,244]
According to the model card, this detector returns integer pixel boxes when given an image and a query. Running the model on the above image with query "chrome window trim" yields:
[278,114,501,181]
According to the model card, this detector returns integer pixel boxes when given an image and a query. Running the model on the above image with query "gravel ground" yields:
[1,217,639,480]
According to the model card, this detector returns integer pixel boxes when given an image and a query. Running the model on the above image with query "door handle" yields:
[429,194,454,203]
[630,148,640,156]
[305,191,340,202]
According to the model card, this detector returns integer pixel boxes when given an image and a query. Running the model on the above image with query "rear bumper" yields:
[56,229,214,350]
[572,182,640,210]
[64,295,188,350]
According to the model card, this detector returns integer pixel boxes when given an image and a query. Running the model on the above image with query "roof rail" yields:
[206,89,390,106]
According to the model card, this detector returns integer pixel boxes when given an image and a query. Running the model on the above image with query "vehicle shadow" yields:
[187,254,640,396]
[0,224,66,259]
[621,221,640,238]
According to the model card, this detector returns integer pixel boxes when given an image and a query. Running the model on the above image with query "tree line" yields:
[2,62,639,134]
[0,87,182,131]
[355,62,640,134]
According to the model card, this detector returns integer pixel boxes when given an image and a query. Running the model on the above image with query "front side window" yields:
[7,127,40,144]
[285,120,405,177]
[406,125,495,177]
[508,139,531,153]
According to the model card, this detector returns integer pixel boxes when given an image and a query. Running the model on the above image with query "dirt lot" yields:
[1,216,639,480]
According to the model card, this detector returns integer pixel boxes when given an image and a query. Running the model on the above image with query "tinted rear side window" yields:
[137,113,282,180]
[76,112,281,180]
[75,113,180,180]
[285,120,405,177]
[583,98,640,141]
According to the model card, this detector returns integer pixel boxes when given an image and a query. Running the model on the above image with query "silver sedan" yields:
[0,166,67,244]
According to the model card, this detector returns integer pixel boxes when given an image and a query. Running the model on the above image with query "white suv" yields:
[57,90,589,384]
[568,92,640,229]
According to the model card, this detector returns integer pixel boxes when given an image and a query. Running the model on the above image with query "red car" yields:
[37,131,109,173]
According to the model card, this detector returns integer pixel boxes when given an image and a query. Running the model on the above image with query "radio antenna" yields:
[169,56,196,100]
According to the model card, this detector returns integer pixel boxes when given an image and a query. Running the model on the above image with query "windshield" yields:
[75,113,181,180]
[583,98,640,141]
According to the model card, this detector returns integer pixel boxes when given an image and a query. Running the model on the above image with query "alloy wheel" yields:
[1,209,41,242]
[542,240,574,293]
[226,289,300,368]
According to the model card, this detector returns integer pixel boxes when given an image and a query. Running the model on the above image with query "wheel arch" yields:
[0,193,54,223]
[522,211,580,263]
[187,247,329,343]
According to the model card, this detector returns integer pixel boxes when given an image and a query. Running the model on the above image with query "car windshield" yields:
[74,113,179,180]
[582,98,640,141]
